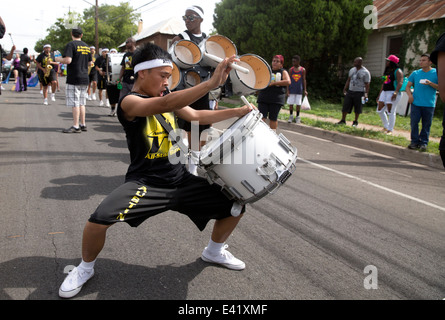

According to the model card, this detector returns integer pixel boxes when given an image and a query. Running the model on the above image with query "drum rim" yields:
[202,34,238,57]
[168,61,182,90]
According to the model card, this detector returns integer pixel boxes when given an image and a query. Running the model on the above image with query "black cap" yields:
[72,28,83,35]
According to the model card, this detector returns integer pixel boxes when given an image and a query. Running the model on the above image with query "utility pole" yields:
[95,0,99,50]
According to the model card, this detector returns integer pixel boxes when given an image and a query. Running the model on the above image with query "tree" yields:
[213,0,373,100]
[399,19,445,73]
[81,3,140,50]
[34,12,82,53]
[35,3,139,53]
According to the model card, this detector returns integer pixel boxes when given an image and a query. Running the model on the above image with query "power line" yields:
[104,0,157,22]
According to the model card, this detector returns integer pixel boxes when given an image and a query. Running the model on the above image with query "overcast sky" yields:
[1,0,221,55]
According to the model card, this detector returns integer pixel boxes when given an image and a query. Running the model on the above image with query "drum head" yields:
[174,40,202,65]
[200,111,259,165]
[204,35,237,58]
[237,55,271,90]
[185,70,201,87]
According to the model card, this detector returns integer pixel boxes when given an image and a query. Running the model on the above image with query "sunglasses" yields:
[182,15,200,22]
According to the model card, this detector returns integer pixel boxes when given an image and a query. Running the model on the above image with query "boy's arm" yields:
[121,56,238,121]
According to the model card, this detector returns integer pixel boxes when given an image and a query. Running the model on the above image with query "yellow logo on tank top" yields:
[145,113,180,159]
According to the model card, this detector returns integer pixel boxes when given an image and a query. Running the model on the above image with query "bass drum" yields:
[199,110,297,205]
[107,53,124,84]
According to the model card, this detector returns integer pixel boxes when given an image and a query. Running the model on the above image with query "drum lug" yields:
[241,180,256,194]
[278,133,295,154]
[222,186,244,201]
[256,160,277,181]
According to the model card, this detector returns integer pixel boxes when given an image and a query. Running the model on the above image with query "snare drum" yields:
[199,110,297,205]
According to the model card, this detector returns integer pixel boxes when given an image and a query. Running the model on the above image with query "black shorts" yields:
[97,76,107,90]
[38,70,56,86]
[89,70,97,82]
[258,102,282,121]
[88,173,244,231]
[342,90,364,114]
[106,84,120,105]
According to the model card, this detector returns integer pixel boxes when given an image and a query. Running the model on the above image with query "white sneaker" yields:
[87,95,92,101]
[43,98,48,105]
[99,100,104,107]
[288,115,294,123]
[51,93,56,101]
[106,100,110,107]
[295,116,301,124]
[201,244,245,270]
[92,94,96,101]
[59,267,94,299]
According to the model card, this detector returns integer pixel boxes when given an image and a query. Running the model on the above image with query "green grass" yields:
[220,95,442,155]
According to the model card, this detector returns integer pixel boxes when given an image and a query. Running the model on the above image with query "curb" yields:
[277,120,443,170]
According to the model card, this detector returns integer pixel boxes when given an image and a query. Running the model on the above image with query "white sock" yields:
[206,239,224,255]
[79,259,95,271]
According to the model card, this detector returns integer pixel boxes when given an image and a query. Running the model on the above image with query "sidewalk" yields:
[279,107,441,143]
[221,97,443,170]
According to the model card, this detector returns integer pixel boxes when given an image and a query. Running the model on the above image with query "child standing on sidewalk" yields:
[287,55,307,123]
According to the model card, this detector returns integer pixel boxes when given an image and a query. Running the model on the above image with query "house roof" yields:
[134,17,185,41]
[119,17,185,47]
[375,0,445,29]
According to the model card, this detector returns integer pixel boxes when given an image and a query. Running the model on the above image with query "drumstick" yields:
[240,95,254,111]
[204,52,250,74]
[8,33,14,46]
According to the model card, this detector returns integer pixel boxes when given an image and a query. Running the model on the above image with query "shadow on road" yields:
[0,256,208,300]
[41,175,125,201]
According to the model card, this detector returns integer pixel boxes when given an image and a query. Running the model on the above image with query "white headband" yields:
[133,59,173,73]
[187,6,204,18]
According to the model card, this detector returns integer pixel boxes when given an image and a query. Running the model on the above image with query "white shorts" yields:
[378,90,401,106]
[66,84,88,107]
[287,94,302,105]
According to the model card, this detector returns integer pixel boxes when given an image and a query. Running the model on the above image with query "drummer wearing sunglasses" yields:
[172,6,212,176]
[173,6,205,43]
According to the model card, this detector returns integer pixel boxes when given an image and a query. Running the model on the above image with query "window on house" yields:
[387,36,403,57]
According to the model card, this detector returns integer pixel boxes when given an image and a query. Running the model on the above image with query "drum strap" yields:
[180,31,190,41]
[154,113,189,153]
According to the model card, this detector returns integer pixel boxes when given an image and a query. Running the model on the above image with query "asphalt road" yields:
[0,81,444,302]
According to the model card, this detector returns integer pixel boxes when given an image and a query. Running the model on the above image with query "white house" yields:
[364,0,445,76]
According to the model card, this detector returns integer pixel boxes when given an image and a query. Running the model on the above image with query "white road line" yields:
[382,168,412,178]
[299,157,445,213]
[282,128,444,211]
